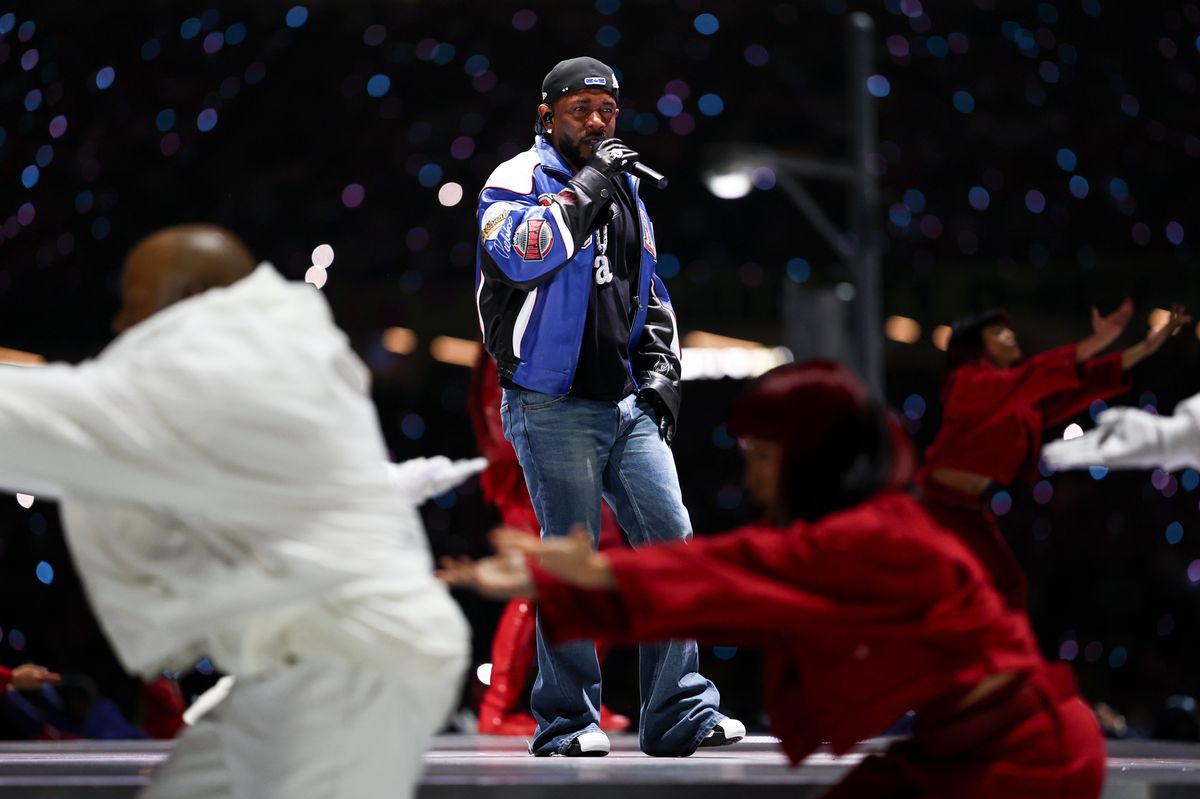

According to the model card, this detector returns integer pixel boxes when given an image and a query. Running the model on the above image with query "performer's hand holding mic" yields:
[589,138,669,189]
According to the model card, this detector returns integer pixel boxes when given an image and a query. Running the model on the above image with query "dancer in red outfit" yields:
[921,301,1190,608]
[443,361,1106,798]
[467,347,630,735]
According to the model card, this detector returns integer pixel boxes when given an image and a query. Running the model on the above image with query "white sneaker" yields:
[700,718,746,747]
[561,730,611,756]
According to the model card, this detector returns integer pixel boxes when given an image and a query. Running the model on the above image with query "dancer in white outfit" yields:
[0,224,476,799]
[1043,391,1200,471]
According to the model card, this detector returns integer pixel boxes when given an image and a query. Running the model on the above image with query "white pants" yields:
[139,658,459,799]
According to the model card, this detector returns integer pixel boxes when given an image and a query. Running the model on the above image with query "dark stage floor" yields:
[1,734,1199,797]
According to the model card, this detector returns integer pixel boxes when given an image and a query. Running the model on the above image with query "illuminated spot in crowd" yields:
[35,561,54,585]
[366,74,390,97]
[285,6,309,28]
[450,136,475,160]
[226,24,247,46]
[657,253,680,279]
[1039,61,1060,83]
[968,186,990,211]
[160,133,182,157]
[48,115,68,139]
[1058,639,1078,661]
[437,182,464,207]
[903,189,926,213]
[744,44,769,66]
[889,204,913,228]
[1109,177,1130,199]
[751,167,775,189]
[311,244,334,267]
[0,14,13,34]
[1033,480,1053,505]
[656,94,683,117]
[919,214,943,238]
[1165,522,1184,545]
[887,35,910,58]
[1152,470,1171,491]
[990,490,1012,516]
[1056,148,1077,172]
[595,25,620,47]
[35,146,53,167]
[24,89,42,111]
[402,413,426,440]
[1108,646,1127,669]
[20,165,38,189]
[1024,189,1046,213]
[342,183,365,208]
[418,163,443,188]
[17,203,35,226]
[866,75,891,98]
[20,48,37,71]
[196,108,219,132]
[304,265,328,289]
[952,90,975,113]
[92,217,111,240]
[1166,221,1185,245]
[1189,560,1200,583]
[9,629,26,652]
[141,38,161,60]
[1069,175,1089,198]
[511,10,537,31]
[713,646,737,661]
[903,394,926,420]
[476,663,493,685]
[180,17,201,40]
[786,258,811,284]
[1131,222,1151,246]
[203,32,224,55]
[196,658,215,675]
[693,13,720,35]
[463,54,489,76]
[1181,470,1200,492]
[156,109,176,132]
[16,494,34,509]
[1089,466,1108,480]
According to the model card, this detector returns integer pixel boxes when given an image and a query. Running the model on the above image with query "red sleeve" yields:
[0,666,11,691]
[534,502,971,648]
[1040,352,1130,427]
[945,345,1082,422]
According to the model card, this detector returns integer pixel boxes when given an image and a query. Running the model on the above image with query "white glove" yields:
[387,456,488,503]
[1042,403,1200,472]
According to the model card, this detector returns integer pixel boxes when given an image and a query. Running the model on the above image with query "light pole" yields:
[702,12,883,397]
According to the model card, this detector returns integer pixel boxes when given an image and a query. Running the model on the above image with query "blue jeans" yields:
[501,388,724,756]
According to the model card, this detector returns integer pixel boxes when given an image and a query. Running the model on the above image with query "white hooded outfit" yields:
[0,265,470,799]
[1042,393,1200,472]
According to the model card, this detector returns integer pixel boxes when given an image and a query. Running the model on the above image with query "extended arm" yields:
[1042,394,1200,472]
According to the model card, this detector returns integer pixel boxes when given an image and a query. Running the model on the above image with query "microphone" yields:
[631,161,668,189]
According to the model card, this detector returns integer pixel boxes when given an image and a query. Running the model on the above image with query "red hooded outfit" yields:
[920,344,1129,608]
[529,361,1104,797]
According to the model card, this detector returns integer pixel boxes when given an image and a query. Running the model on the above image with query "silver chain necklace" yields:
[593,223,613,285]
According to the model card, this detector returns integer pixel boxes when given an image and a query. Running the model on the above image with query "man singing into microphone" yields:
[472,56,741,758]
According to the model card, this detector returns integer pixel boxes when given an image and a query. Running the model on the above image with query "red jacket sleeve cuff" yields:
[529,557,632,646]
[0,666,11,691]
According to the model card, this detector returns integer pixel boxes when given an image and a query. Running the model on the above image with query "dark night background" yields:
[0,0,1198,736]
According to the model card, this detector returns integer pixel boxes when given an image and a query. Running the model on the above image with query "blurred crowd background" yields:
[0,0,1197,739]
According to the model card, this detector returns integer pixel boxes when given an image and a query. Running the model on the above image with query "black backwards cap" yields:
[541,56,620,104]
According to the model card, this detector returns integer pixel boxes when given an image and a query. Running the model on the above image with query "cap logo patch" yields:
[583,76,607,86]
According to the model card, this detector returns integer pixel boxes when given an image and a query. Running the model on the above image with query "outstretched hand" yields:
[8,663,62,691]
[1142,304,1192,356]
[436,549,536,601]
[1090,298,1134,348]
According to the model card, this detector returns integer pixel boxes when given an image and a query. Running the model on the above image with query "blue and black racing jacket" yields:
[473,136,683,421]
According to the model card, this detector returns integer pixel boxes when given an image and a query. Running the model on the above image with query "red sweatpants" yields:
[825,667,1106,799]
[919,477,1028,611]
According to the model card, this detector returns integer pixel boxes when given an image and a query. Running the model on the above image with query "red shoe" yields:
[477,707,537,736]
[600,704,631,733]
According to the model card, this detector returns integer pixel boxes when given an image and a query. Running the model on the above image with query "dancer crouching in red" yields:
[921,301,1190,608]
[467,347,629,735]
[443,360,1105,797]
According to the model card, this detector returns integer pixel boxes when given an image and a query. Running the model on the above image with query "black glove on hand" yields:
[640,388,676,447]
[587,138,640,180]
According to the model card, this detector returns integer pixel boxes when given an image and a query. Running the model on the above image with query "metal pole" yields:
[846,12,883,398]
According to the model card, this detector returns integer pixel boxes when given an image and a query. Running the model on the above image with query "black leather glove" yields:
[640,387,676,447]
[587,138,639,180]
